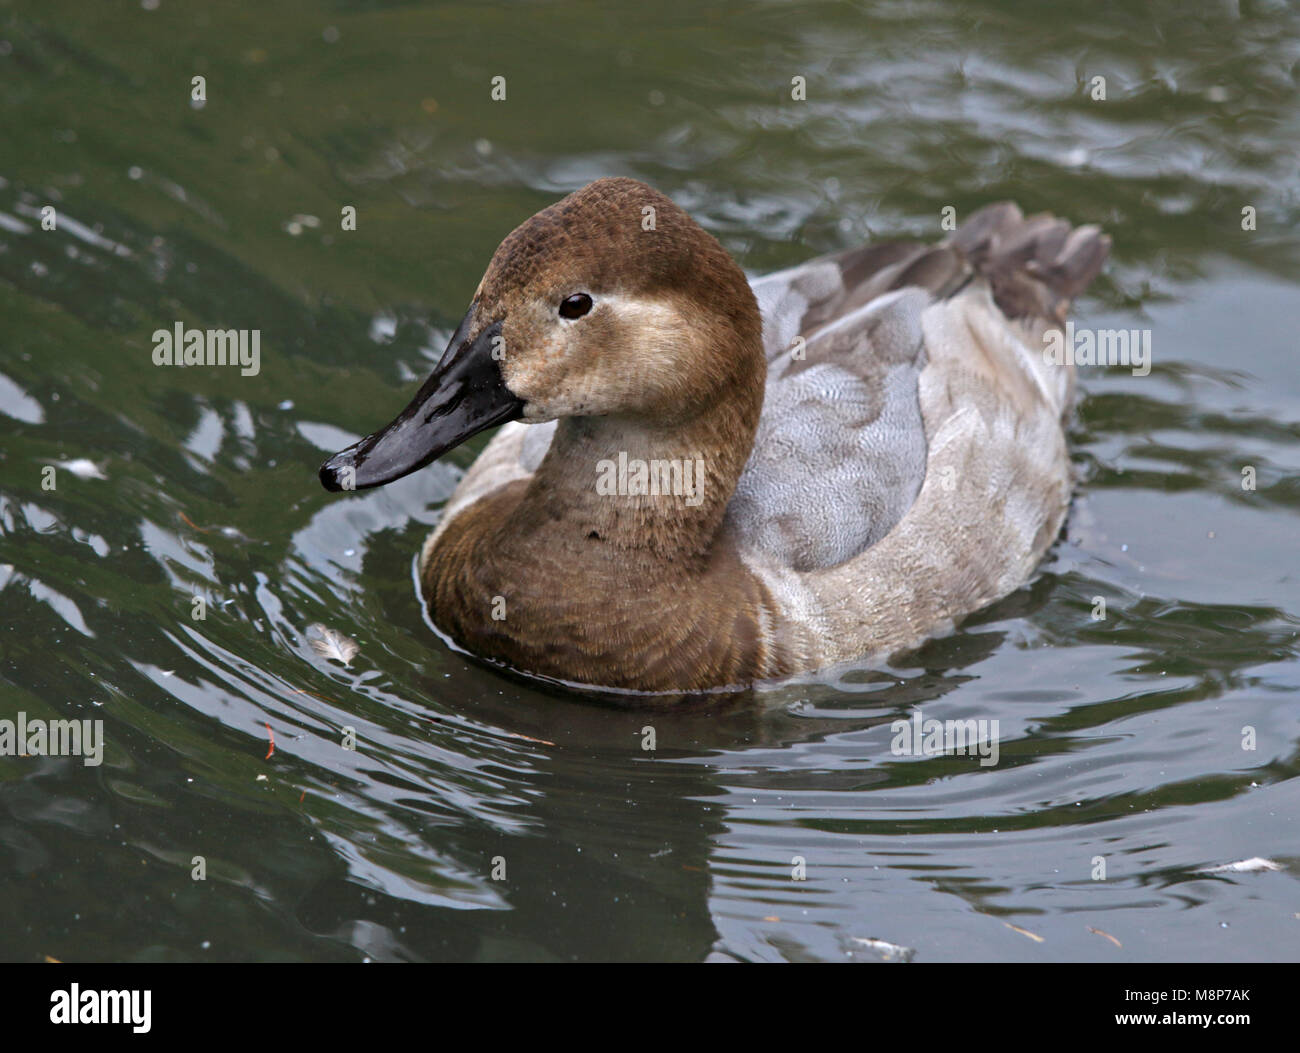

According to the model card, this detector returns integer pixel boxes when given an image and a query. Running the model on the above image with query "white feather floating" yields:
[306,623,360,666]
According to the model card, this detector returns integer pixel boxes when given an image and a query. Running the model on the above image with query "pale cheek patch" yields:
[504,294,693,417]
[601,294,687,351]
[593,294,696,399]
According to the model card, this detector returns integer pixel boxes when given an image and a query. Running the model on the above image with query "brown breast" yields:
[420,479,802,694]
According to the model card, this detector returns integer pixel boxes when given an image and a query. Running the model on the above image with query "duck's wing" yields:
[734,204,1110,668]
[733,226,1017,572]
[732,248,963,571]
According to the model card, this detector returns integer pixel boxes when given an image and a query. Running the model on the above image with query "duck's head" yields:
[319,177,763,492]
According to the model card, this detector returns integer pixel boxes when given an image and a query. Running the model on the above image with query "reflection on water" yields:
[1,0,1298,961]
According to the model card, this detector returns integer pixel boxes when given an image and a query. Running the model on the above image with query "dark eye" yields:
[559,292,593,319]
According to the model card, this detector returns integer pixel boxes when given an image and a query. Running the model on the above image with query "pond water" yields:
[1,0,1297,961]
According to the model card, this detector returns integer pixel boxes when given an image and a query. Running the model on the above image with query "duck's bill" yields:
[318,312,523,492]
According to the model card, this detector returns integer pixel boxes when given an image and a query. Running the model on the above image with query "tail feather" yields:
[947,202,1110,324]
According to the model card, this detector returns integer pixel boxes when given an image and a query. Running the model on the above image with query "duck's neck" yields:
[523,378,764,560]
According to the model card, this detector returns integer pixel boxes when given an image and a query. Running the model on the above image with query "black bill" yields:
[319,308,523,492]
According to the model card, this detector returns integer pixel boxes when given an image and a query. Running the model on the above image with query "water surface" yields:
[1,0,1298,961]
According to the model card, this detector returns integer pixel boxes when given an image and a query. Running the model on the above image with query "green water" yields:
[1,0,1298,961]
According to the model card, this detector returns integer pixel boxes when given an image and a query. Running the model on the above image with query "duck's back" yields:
[724,202,1109,667]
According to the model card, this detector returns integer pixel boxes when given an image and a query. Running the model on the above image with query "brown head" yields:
[480,178,762,425]
[320,178,766,548]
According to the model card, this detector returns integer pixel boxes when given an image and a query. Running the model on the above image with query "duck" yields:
[320,177,1109,696]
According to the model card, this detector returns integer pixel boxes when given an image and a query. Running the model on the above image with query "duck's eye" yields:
[559,292,593,319]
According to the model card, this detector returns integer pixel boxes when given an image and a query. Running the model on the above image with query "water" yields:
[1,0,1298,962]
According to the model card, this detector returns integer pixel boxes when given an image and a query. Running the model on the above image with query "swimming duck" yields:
[320,178,1109,695]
